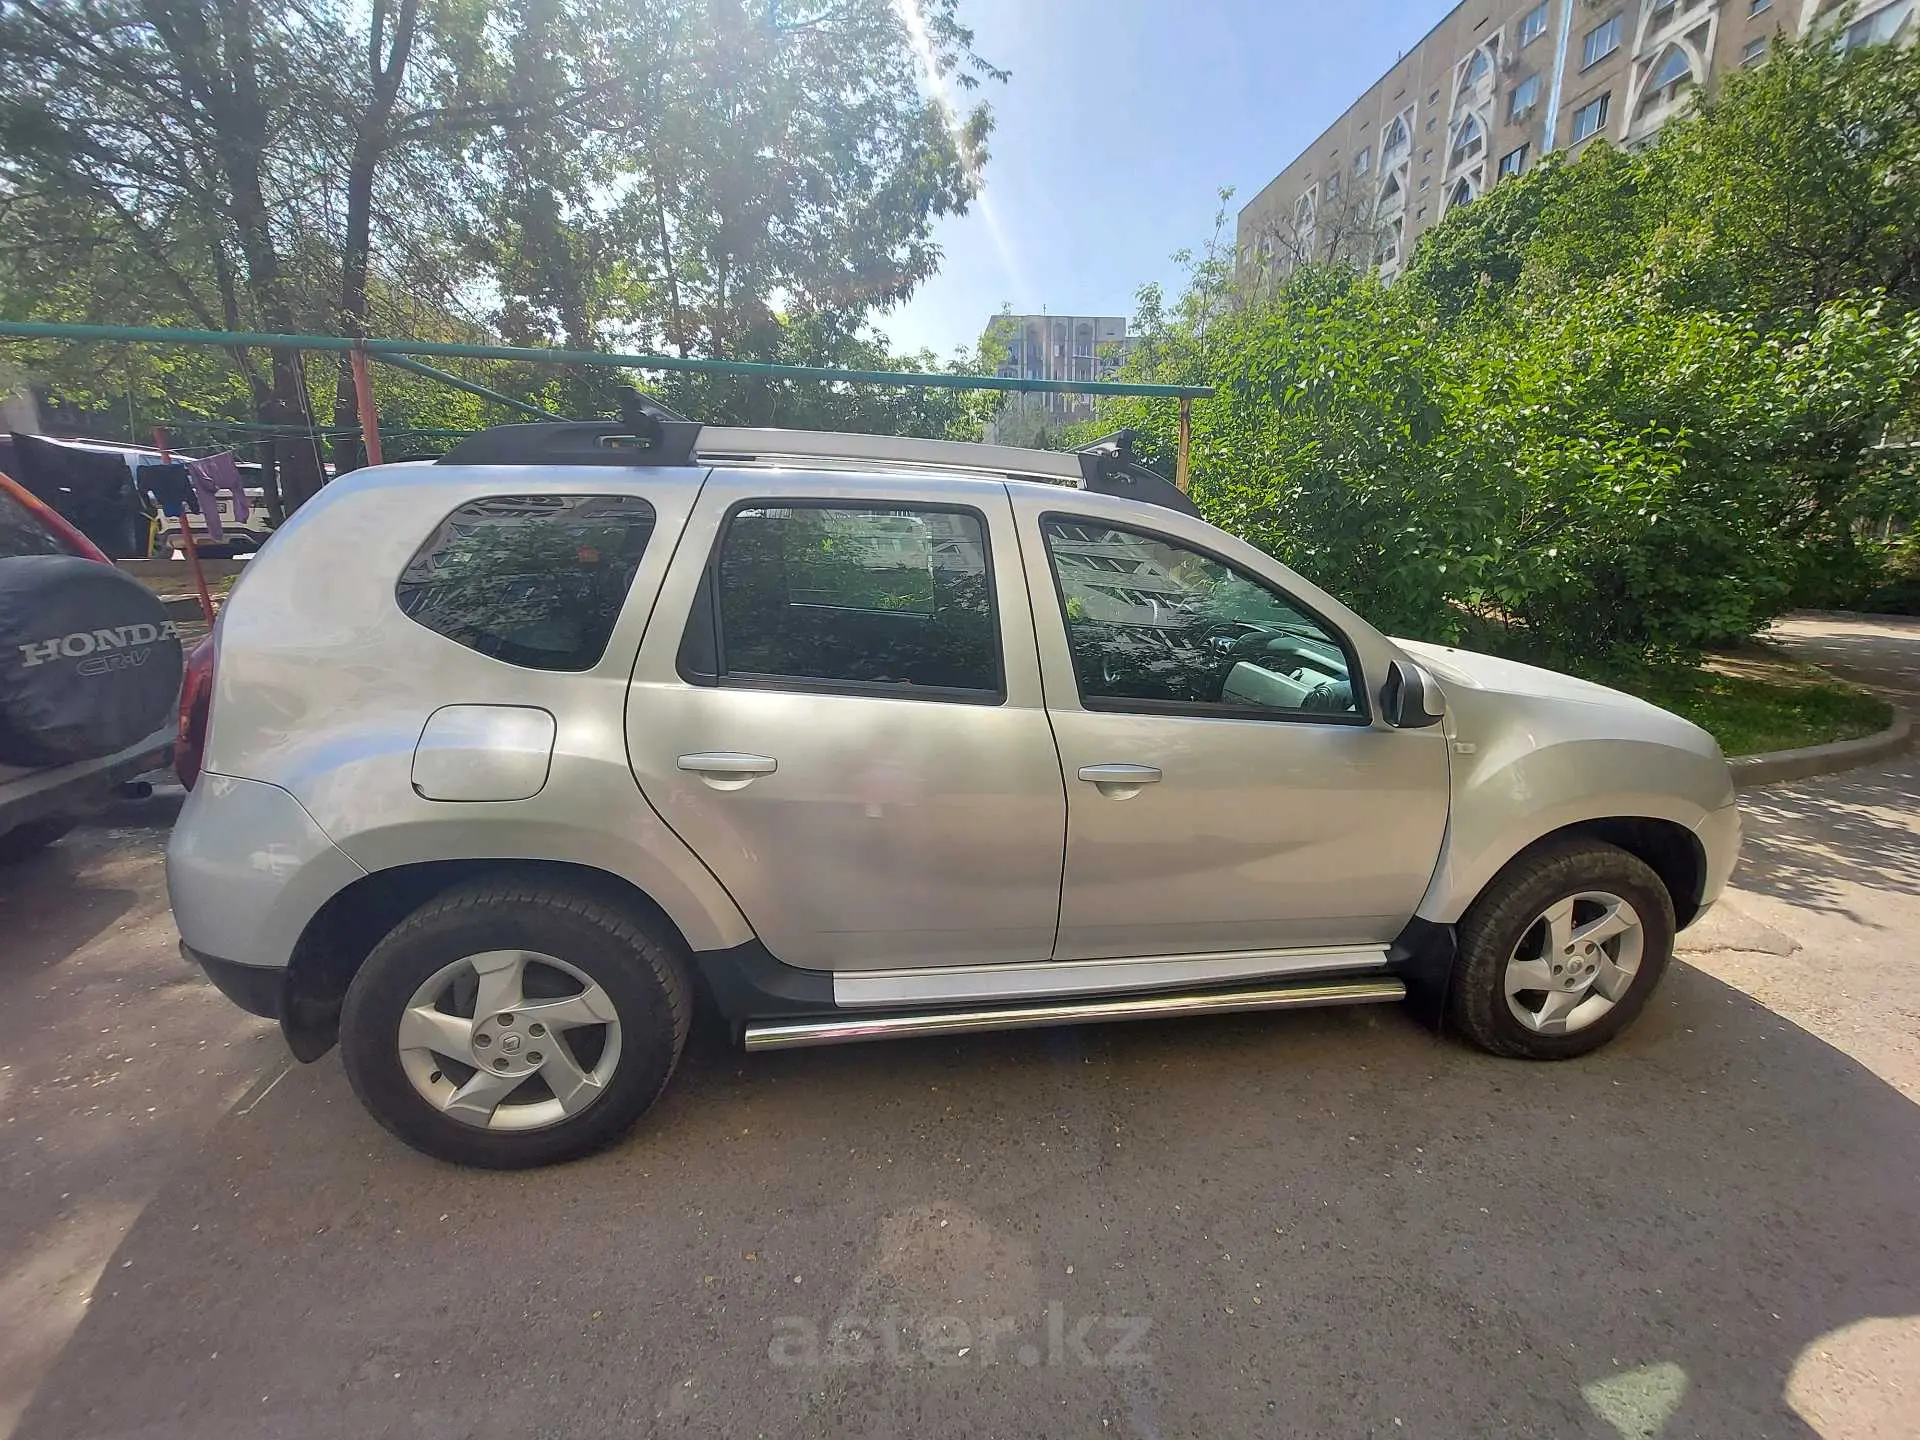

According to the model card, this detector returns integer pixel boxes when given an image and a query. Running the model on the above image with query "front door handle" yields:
[1077,763,1162,800]
[678,752,777,791]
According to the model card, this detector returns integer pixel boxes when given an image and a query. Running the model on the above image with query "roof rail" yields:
[438,409,1202,518]
[694,426,1083,481]
[435,391,700,468]
[697,425,1200,517]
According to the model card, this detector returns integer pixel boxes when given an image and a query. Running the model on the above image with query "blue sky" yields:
[879,0,1456,359]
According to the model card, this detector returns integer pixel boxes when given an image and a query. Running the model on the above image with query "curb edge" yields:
[1732,707,1912,789]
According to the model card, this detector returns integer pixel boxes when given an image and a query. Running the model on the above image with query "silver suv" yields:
[167,411,1741,1168]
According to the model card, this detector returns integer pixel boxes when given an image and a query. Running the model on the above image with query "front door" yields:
[626,474,1066,972]
[1017,504,1450,962]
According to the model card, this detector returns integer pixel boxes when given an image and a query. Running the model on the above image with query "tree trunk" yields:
[190,0,328,510]
[331,146,382,474]
[330,0,420,474]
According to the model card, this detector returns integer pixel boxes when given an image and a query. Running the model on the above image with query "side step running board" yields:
[742,977,1407,1052]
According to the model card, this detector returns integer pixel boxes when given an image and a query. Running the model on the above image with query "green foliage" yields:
[1623,666,1893,758]
[1106,27,1920,670]
[0,0,1004,487]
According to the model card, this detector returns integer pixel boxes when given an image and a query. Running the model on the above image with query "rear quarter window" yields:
[395,494,656,670]
[0,490,67,558]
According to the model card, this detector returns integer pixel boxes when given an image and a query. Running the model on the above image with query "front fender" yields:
[1416,724,1733,926]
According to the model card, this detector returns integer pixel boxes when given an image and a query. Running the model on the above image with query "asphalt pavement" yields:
[2,617,1916,1440]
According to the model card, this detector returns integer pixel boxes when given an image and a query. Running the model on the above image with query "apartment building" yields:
[1238,0,1914,283]
[988,314,1130,422]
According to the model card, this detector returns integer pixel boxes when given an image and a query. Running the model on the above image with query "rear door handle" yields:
[678,752,777,790]
[1077,764,1161,799]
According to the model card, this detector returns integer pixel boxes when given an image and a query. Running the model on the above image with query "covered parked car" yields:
[0,471,181,860]
[168,413,1740,1168]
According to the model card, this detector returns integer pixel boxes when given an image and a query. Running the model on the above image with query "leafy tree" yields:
[1,0,1006,504]
[0,0,331,506]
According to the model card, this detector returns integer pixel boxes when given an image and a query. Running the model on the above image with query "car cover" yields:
[7,432,150,559]
[0,554,184,767]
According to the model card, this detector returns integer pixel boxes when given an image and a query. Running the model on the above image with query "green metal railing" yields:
[0,319,1214,399]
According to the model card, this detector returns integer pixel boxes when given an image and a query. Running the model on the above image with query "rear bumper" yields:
[166,772,366,970]
[0,727,172,834]
[181,941,285,1019]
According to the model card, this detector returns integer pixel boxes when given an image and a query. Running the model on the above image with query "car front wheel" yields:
[339,878,693,1168]
[1448,838,1676,1060]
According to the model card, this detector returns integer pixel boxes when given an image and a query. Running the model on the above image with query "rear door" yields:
[625,472,1066,972]
[1011,492,1450,963]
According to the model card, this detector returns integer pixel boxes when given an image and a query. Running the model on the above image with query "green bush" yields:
[1101,29,1920,673]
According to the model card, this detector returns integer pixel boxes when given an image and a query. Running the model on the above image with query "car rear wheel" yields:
[339,878,693,1168]
[1448,838,1676,1060]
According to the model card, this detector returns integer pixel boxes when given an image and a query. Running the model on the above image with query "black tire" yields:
[0,815,77,863]
[1448,838,1676,1060]
[339,878,693,1168]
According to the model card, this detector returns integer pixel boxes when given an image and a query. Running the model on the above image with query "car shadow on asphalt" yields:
[13,959,1920,1440]
[1735,754,1920,917]
[0,843,139,979]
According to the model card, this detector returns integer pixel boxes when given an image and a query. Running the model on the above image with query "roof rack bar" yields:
[0,320,1214,400]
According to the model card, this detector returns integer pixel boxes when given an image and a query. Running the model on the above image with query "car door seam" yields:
[1005,482,1071,960]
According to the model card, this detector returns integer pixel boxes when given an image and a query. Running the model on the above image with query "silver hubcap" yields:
[397,950,622,1131]
[1503,891,1644,1035]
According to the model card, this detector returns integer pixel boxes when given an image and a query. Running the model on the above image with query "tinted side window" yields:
[0,490,66,558]
[1042,517,1362,719]
[714,504,999,696]
[396,494,655,670]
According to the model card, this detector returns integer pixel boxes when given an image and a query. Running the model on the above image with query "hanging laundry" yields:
[184,451,250,541]
[136,461,194,519]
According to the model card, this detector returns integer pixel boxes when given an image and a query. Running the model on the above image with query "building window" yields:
[1841,1,1913,49]
[1382,114,1411,161]
[1381,170,1405,206]
[1446,177,1476,211]
[1417,205,1429,220]
[1449,114,1486,169]
[1637,45,1696,118]
[1647,0,1694,34]
[1520,1,1550,44]
[1571,92,1612,141]
[1327,174,1341,198]
[1419,175,1432,190]
[1460,47,1494,96]
[1355,144,1372,175]
[1498,144,1529,178]
[1583,14,1623,67]
[1421,147,1433,164]
[1750,0,1771,10]
[1741,34,1768,65]
[1510,73,1542,119]
[1377,218,1404,266]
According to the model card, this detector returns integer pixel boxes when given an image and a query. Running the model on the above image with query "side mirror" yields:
[1382,658,1445,729]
